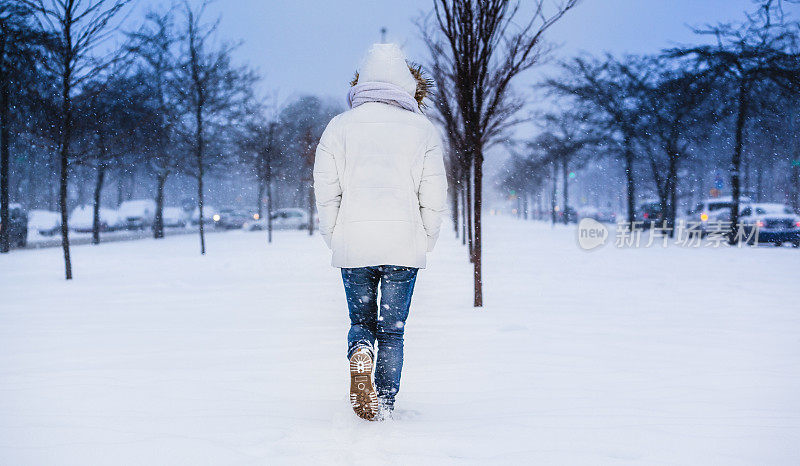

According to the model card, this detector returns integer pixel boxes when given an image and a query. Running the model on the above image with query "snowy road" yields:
[1,216,798,465]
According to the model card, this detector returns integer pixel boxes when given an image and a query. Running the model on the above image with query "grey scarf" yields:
[347,81,421,114]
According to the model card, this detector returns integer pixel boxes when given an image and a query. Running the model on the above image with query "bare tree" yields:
[633,57,715,233]
[534,112,595,225]
[423,0,579,307]
[173,0,256,254]
[547,55,652,226]
[128,8,182,240]
[502,145,550,221]
[238,113,278,243]
[21,0,132,278]
[76,72,153,244]
[422,39,469,248]
[301,128,316,236]
[274,95,339,219]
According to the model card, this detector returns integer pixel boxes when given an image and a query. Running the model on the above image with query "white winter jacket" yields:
[313,102,448,268]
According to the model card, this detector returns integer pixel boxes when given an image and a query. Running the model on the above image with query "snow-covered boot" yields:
[349,348,378,421]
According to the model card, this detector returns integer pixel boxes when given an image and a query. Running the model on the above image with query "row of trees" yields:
[0,0,338,279]
[421,0,580,307]
[505,0,800,242]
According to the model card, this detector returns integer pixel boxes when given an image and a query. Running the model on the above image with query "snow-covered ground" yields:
[1,216,798,465]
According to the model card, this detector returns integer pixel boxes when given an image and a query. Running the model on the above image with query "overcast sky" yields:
[125,0,799,199]
[133,0,797,106]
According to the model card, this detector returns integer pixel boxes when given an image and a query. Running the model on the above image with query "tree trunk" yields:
[196,127,206,254]
[59,50,73,279]
[116,168,124,207]
[742,156,750,197]
[266,144,273,244]
[550,162,557,225]
[466,167,474,261]
[76,169,87,206]
[523,193,528,220]
[562,157,569,225]
[656,146,678,236]
[197,165,205,254]
[756,162,763,203]
[91,163,106,245]
[624,136,635,225]
[451,182,459,237]
[729,83,748,244]
[792,162,799,213]
[256,178,264,219]
[26,158,37,210]
[49,158,57,210]
[473,154,483,308]
[669,168,677,237]
[153,171,168,239]
[126,169,135,201]
[0,56,9,253]
[461,185,466,245]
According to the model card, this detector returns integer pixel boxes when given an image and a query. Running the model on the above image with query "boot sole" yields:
[349,352,378,421]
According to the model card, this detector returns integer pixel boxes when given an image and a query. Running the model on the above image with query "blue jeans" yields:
[342,265,418,407]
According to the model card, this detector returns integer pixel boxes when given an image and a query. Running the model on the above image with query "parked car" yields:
[216,208,252,229]
[191,206,219,226]
[1,203,28,247]
[69,205,122,232]
[243,208,312,231]
[161,207,188,228]
[636,199,664,228]
[119,199,156,230]
[685,195,753,233]
[739,203,800,247]
[28,209,61,236]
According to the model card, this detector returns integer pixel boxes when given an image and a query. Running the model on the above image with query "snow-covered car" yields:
[217,209,253,229]
[161,207,188,228]
[1,203,28,247]
[191,206,219,227]
[685,196,753,233]
[28,209,61,236]
[739,203,800,247]
[709,206,731,221]
[119,199,156,230]
[69,205,122,232]
[243,208,312,231]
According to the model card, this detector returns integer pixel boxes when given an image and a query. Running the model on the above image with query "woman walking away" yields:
[313,43,447,421]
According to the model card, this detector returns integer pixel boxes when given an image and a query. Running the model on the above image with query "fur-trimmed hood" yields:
[350,43,432,110]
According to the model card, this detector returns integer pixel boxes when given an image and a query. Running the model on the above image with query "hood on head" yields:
[350,44,433,110]
[355,43,417,98]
